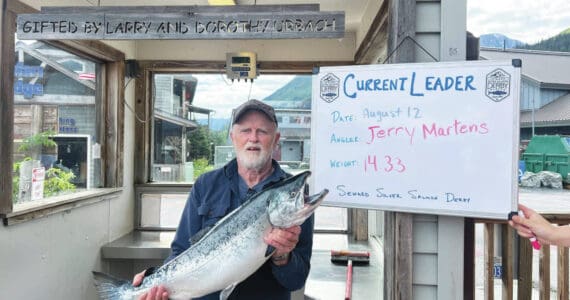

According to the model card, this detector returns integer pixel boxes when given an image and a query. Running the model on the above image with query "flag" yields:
[78,73,96,80]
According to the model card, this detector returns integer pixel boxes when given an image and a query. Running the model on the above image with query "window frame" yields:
[0,0,125,225]
[133,61,324,184]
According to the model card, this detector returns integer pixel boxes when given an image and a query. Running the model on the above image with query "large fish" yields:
[93,170,328,300]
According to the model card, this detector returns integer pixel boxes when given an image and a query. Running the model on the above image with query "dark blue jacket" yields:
[165,159,314,300]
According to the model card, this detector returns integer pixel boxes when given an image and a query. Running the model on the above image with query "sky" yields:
[467,0,570,44]
[192,74,299,119]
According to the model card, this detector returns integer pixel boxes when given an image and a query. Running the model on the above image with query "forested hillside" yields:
[516,28,570,52]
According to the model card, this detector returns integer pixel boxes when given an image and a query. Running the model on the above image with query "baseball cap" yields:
[232,99,278,126]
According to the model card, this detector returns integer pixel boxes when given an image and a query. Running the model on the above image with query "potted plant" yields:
[13,130,75,203]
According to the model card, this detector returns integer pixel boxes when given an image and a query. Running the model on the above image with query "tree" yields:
[209,127,229,146]
[18,130,57,160]
[188,125,211,161]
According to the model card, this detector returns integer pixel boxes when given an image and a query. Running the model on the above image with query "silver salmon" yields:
[93,170,328,300]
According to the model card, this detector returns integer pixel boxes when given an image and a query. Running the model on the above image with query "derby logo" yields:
[320,73,340,103]
[485,68,510,102]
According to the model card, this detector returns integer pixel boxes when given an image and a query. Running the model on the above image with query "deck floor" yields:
[304,234,382,300]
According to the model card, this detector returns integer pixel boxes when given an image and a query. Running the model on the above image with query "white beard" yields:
[236,144,272,171]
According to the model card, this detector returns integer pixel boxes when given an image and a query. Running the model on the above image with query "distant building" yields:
[480,48,570,140]
[275,109,311,163]
[152,74,213,181]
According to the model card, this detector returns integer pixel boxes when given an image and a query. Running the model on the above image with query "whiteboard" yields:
[310,60,520,219]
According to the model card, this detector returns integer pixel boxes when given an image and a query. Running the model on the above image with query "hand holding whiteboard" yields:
[310,60,520,219]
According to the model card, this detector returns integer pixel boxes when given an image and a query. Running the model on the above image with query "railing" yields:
[468,216,570,300]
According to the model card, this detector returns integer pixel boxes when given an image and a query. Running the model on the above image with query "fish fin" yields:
[265,245,276,258]
[219,282,238,300]
[189,225,214,244]
[92,271,129,300]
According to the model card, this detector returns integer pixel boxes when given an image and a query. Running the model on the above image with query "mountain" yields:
[263,76,312,109]
[196,118,229,131]
[479,33,525,49]
[516,27,570,52]
[479,29,570,53]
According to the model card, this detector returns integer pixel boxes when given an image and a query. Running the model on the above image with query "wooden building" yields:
[1,1,470,299]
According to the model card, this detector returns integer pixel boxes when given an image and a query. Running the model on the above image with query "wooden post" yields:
[464,219,475,300]
[539,245,550,300]
[351,208,368,241]
[383,212,414,299]
[387,0,416,64]
[517,237,533,300]
[558,246,569,300]
[30,105,43,160]
[384,212,396,300]
[104,61,125,187]
[0,1,15,214]
[383,1,415,298]
[501,224,514,300]
[133,63,150,184]
[484,223,495,300]
[395,212,413,299]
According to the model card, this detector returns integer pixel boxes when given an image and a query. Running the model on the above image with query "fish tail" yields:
[92,271,130,300]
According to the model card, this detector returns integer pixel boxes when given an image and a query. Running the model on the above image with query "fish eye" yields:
[290,192,297,198]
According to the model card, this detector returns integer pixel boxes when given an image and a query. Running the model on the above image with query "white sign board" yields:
[311,60,520,219]
[31,167,45,201]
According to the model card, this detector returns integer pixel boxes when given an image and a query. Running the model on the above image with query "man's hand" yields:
[264,226,301,265]
[132,270,169,300]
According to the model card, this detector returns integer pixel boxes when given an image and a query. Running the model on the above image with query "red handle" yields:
[344,260,353,300]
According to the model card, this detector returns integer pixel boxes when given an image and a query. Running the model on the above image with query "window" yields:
[12,39,101,202]
[137,187,189,230]
[150,73,314,183]
[1,4,125,221]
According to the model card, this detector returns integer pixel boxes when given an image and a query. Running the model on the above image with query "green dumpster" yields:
[522,135,570,181]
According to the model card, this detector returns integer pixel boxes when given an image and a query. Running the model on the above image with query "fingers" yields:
[511,204,554,243]
[133,270,146,287]
[138,286,169,300]
[508,220,534,238]
[518,204,534,218]
[511,204,538,229]
[133,271,168,300]
[282,225,301,236]
[264,226,301,253]
[509,206,534,236]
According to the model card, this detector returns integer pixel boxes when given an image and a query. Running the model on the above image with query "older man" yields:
[134,99,314,300]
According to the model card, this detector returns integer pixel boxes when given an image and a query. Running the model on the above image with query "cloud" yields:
[467,0,570,44]
[192,74,298,118]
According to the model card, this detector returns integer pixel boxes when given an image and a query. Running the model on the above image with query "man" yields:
[133,99,314,300]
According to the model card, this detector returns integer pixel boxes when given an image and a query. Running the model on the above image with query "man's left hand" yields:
[264,226,301,264]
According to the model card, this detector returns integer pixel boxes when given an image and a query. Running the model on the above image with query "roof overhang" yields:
[155,110,198,128]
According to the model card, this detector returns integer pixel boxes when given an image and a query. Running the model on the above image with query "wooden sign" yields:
[311,60,521,219]
[16,5,344,40]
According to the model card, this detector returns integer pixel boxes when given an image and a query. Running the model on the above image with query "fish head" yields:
[267,171,329,228]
